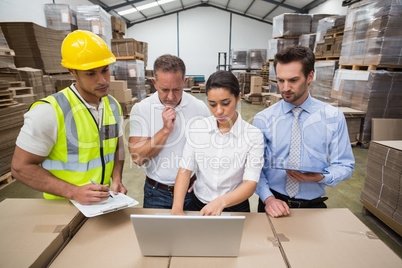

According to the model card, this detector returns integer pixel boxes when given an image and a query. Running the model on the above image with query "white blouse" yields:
[180,113,264,204]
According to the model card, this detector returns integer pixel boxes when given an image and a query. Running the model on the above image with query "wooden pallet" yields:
[339,64,402,72]
[115,55,144,61]
[315,56,340,61]
[0,91,13,106]
[0,48,15,56]
[9,87,33,96]
[323,32,344,39]
[0,172,15,190]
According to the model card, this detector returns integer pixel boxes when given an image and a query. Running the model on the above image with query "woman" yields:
[172,70,264,216]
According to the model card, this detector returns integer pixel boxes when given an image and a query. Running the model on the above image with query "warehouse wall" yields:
[0,0,93,27]
[309,0,348,15]
[128,6,272,80]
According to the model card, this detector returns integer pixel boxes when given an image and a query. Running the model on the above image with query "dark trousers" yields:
[258,189,327,212]
[192,194,250,212]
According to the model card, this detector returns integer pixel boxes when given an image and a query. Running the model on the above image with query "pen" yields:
[90,179,113,198]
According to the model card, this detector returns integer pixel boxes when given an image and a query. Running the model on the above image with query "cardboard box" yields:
[361,140,402,234]
[110,88,131,103]
[0,199,85,268]
[170,213,286,267]
[110,80,128,91]
[50,208,171,267]
[270,208,402,267]
[250,76,263,95]
[371,118,402,141]
[337,107,365,143]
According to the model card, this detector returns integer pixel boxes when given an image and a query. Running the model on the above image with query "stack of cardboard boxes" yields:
[0,103,27,177]
[0,27,15,69]
[111,16,126,39]
[313,16,345,57]
[114,59,146,101]
[309,60,339,103]
[244,76,262,104]
[331,69,402,142]
[75,5,112,48]
[230,50,248,69]
[44,3,78,36]
[248,49,267,69]
[238,72,257,96]
[17,67,45,101]
[340,0,402,65]
[0,22,67,74]
[315,24,345,58]
[361,140,402,236]
[109,78,138,117]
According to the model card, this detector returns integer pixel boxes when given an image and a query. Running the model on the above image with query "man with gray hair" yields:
[129,54,210,209]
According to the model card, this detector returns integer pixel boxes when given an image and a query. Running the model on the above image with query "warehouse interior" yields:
[0,0,401,266]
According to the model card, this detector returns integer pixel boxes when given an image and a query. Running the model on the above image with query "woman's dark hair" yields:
[205,70,240,98]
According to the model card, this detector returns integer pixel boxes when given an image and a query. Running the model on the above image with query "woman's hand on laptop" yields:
[199,197,226,216]
[171,207,187,216]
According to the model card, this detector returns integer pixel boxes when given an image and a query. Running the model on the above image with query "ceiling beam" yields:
[226,0,230,9]
[103,0,147,12]
[262,0,285,20]
[127,2,272,28]
[260,0,305,13]
[302,0,327,11]
[244,0,256,14]
[88,0,108,9]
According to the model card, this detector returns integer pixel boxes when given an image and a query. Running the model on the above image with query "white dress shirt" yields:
[180,113,264,204]
[129,92,210,185]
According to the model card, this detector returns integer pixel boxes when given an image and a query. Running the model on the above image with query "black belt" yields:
[271,189,328,208]
[146,175,196,194]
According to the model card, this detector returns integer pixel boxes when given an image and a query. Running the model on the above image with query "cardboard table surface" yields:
[170,212,286,268]
[49,208,171,268]
[50,209,285,268]
[0,198,84,268]
[270,208,402,268]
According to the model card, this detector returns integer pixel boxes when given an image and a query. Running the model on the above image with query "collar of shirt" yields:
[70,84,104,111]
[151,91,190,112]
[208,111,243,137]
[281,93,313,115]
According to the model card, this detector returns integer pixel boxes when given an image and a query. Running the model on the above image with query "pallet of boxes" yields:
[110,16,148,117]
[331,0,402,145]
[328,0,402,235]
[244,76,263,104]
[268,13,313,98]
[0,27,26,188]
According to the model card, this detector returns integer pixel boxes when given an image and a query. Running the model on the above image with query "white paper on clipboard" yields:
[71,192,139,217]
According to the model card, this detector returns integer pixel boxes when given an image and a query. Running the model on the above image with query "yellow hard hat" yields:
[61,30,116,70]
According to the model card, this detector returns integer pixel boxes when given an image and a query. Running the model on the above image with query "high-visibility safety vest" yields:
[30,87,121,199]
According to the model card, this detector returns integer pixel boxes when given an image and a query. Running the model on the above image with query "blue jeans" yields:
[143,180,194,210]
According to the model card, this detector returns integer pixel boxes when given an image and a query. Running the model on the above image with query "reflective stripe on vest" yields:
[30,87,121,199]
[41,90,120,172]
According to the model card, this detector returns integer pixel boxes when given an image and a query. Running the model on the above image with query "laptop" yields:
[130,214,246,257]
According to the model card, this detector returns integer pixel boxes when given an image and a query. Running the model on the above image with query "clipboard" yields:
[270,166,329,174]
[70,191,139,217]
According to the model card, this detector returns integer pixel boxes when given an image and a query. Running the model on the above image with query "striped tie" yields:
[286,107,303,198]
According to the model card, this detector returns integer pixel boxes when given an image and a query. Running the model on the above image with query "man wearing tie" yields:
[253,45,355,217]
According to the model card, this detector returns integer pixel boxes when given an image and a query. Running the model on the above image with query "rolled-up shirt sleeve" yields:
[242,127,264,183]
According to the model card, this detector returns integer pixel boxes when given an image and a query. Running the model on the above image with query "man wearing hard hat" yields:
[11,30,127,205]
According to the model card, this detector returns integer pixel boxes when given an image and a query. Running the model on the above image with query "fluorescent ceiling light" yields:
[136,2,159,11]
[118,0,176,15]
[158,0,176,4]
[118,8,137,16]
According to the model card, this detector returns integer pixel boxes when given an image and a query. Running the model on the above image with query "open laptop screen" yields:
[130,214,246,257]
